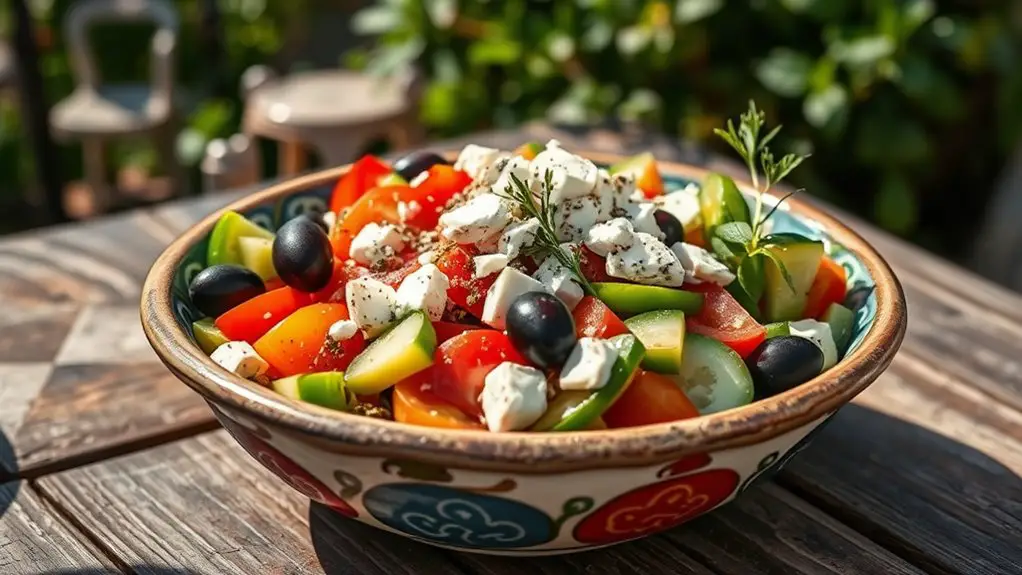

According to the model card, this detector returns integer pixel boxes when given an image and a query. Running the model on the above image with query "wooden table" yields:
[1,125,1020,575]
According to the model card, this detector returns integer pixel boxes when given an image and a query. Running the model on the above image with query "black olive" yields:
[272,216,334,292]
[506,291,577,369]
[188,264,265,318]
[654,209,684,246]
[393,151,449,182]
[746,336,824,399]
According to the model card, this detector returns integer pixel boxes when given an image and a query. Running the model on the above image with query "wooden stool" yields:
[241,67,424,176]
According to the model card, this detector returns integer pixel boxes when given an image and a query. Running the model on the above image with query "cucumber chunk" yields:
[821,303,855,354]
[208,211,275,268]
[624,310,686,374]
[591,282,703,316]
[764,321,790,339]
[344,311,436,394]
[672,333,754,414]
[531,334,646,431]
[238,236,277,282]
[273,372,354,411]
[762,234,824,322]
[699,172,751,241]
[192,318,229,355]
[377,173,408,187]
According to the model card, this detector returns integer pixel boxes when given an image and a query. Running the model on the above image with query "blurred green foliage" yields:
[348,0,1022,251]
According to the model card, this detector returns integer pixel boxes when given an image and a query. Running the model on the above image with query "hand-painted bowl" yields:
[141,153,906,556]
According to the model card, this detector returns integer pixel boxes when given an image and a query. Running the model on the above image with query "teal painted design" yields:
[274,185,333,222]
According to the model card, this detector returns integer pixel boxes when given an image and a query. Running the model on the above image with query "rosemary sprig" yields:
[494,170,596,296]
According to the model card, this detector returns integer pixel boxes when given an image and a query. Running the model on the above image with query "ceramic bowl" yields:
[141,153,907,556]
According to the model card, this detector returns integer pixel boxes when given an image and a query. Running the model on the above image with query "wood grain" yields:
[0,481,114,574]
[35,431,469,575]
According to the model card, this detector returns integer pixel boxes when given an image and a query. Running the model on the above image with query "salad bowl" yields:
[141,150,906,556]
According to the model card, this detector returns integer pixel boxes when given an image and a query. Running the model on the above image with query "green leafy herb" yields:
[494,171,596,296]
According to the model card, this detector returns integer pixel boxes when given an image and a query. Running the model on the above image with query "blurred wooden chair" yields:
[50,0,183,212]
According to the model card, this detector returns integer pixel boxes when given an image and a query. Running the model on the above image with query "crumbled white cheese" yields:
[211,341,269,380]
[606,232,686,287]
[481,362,548,432]
[395,263,450,321]
[671,242,735,286]
[438,193,512,244]
[345,277,398,338]
[481,267,548,330]
[320,211,337,233]
[491,155,532,196]
[554,194,607,243]
[417,250,437,265]
[409,171,430,187]
[474,253,510,278]
[530,141,599,205]
[533,252,584,310]
[454,144,509,186]
[790,319,839,371]
[497,218,541,260]
[328,319,358,342]
[349,222,405,266]
[655,187,701,229]
[397,200,422,224]
[585,218,635,257]
[559,337,618,391]
[628,201,664,240]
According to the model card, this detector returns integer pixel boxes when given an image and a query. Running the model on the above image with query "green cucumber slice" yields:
[762,235,824,322]
[531,334,646,431]
[764,321,790,339]
[344,311,436,394]
[238,236,277,281]
[377,172,407,187]
[821,303,854,354]
[609,152,655,177]
[272,372,354,411]
[624,310,686,374]
[192,318,229,355]
[673,333,754,414]
[207,211,275,267]
[591,283,703,316]
[699,172,751,241]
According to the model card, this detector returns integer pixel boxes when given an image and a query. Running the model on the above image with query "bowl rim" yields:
[141,151,907,473]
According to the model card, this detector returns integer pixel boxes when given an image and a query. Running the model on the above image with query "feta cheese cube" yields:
[438,193,512,244]
[349,222,406,266]
[491,155,532,197]
[320,210,337,233]
[533,251,584,310]
[554,194,607,243]
[671,242,735,286]
[628,201,664,240]
[481,267,548,330]
[497,218,541,260]
[417,250,437,265]
[655,187,701,229]
[585,218,635,257]
[789,319,839,371]
[345,277,398,338]
[531,141,599,205]
[474,253,509,278]
[211,341,269,380]
[606,232,686,287]
[559,337,618,391]
[395,263,450,321]
[328,319,359,342]
[454,144,509,186]
[481,362,548,432]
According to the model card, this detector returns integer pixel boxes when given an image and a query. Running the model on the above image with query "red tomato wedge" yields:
[397,165,472,231]
[578,246,614,283]
[573,296,630,340]
[803,256,848,319]
[328,155,392,214]
[215,287,314,344]
[435,244,498,319]
[329,184,405,259]
[635,161,665,199]
[393,376,484,430]
[433,321,483,343]
[370,257,422,289]
[431,330,527,418]
[253,303,362,377]
[602,370,700,428]
[685,284,766,358]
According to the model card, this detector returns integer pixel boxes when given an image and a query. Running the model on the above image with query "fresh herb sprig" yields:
[711,101,811,294]
[495,171,596,296]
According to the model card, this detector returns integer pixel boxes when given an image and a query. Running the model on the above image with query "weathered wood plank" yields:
[0,481,115,574]
[35,431,469,575]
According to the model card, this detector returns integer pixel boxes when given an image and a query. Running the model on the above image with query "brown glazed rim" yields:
[141,152,907,473]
